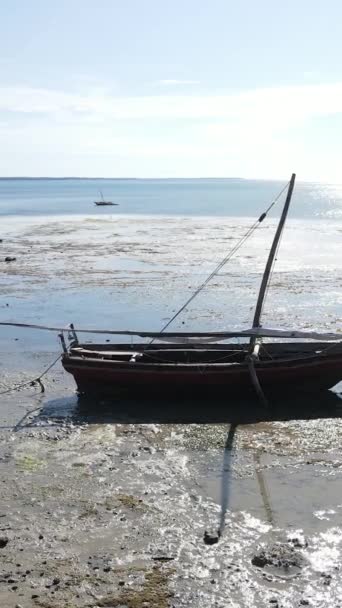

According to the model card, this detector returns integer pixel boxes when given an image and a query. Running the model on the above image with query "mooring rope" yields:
[0,352,62,397]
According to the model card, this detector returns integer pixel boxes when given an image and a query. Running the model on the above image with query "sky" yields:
[0,0,342,180]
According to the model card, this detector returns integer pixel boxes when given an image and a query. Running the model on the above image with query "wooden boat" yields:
[62,174,342,402]
[94,191,118,206]
[62,337,342,400]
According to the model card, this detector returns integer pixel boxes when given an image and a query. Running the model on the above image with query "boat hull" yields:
[94,202,117,206]
[62,342,342,400]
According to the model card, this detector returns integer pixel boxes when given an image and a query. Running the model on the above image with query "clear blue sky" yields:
[1,0,342,179]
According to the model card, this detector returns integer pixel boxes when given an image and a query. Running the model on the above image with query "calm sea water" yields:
[1,178,342,218]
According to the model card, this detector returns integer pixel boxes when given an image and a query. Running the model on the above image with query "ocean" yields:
[1,176,342,354]
[1,177,342,219]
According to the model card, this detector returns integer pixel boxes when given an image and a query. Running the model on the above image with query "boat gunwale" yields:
[62,347,342,371]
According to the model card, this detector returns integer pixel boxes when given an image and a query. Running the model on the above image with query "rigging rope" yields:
[151,180,290,342]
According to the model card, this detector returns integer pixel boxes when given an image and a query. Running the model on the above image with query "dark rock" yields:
[252,554,268,568]
[322,573,332,586]
[4,257,16,262]
[53,577,60,585]
[288,536,308,549]
[38,534,44,540]
[119,581,125,586]
[300,601,309,606]
[203,530,221,545]
[31,595,39,599]
[252,543,304,571]
[0,538,9,548]
[103,566,111,572]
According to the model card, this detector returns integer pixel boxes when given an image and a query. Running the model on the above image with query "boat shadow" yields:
[40,389,342,425]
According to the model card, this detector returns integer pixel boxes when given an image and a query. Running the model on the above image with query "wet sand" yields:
[1,215,342,607]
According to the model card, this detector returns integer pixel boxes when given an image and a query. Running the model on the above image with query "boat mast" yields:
[251,173,296,339]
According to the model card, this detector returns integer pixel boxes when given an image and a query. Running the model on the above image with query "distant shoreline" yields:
[0,176,247,181]
[0,176,334,185]
[0,177,139,181]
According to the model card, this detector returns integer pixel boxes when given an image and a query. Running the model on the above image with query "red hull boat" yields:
[62,340,342,399]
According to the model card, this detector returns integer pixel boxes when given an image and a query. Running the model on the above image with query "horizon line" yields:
[0,176,335,185]
[0,176,249,181]
[0,175,315,183]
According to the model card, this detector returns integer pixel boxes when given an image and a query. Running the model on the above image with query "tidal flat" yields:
[1,215,342,607]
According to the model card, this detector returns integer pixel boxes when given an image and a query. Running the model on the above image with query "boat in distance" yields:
[61,174,342,403]
[94,190,119,206]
